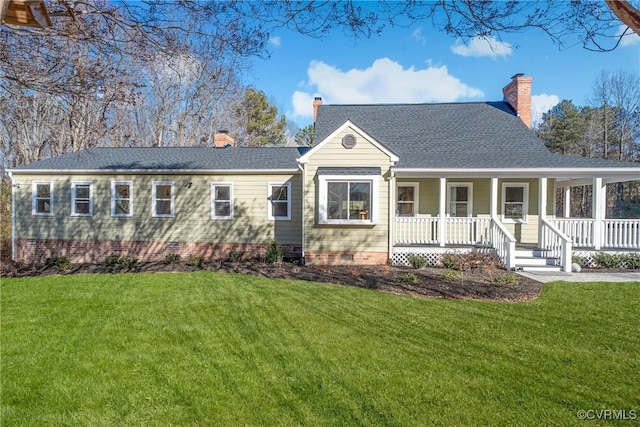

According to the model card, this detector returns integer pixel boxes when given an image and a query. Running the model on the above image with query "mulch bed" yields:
[1,260,546,302]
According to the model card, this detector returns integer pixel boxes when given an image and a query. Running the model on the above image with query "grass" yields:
[1,272,639,426]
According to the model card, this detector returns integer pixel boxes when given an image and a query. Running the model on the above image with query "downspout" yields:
[297,162,306,266]
[8,171,15,261]
[388,170,395,264]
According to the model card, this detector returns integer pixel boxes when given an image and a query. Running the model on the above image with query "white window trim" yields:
[211,182,234,220]
[396,182,419,217]
[152,181,175,218]
[111,181,133,217]
[71,181,93,217]
[446,182,473,217]
[502,182,529,223]
[267,182,291,220]
[318,174,379,225]
[32,181,53,216]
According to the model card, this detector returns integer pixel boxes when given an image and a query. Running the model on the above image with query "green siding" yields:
[304,127,394,253]
[13,173,302,245]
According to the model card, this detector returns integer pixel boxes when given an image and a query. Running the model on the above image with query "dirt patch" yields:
[1,260,545,302]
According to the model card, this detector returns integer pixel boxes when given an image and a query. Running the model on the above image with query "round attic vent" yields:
[342,134,357,149]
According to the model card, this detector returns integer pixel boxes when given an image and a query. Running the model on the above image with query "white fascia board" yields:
[297,120,399,164]
[9,168,301,175]
[393,168,640,179]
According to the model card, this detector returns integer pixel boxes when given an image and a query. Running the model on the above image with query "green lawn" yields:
[1,272,638,426]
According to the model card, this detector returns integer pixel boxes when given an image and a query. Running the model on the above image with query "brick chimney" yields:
[213,130,234,147]
[313,97,322,123]
[502,74,533,128]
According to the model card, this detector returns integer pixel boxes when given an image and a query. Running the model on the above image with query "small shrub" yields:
[187,255,205,269]
[265,240,283,264]
[165,254,181,264]
[228,250,244,263]
[398,272,418,284]
[118,257,138,269]
[440,253,459,269]
[440,269,461,282]
[407,253,427,269]
[105,253,122,267]
[45,256,73,272]
[622,253,640,270]
[493,273,518,286]
[594,252,621,269]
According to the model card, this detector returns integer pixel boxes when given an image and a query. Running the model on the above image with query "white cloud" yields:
[451,36,512,59]
[290,58,484,118]
[617,25,640,47]
[291,91,317,118]
[269,36,281,47]
[531,94,560,128]
[412,27,426,45]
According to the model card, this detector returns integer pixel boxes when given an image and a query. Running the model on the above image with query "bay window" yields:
[318,170,379,224]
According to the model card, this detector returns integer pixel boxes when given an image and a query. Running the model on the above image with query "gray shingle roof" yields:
[12,146,308,172]
[314,102,640,170]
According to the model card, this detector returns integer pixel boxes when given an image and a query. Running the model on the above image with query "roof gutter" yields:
[9,168,302,175]
[393,167,640,178]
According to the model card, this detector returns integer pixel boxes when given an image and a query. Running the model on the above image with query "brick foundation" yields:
[304,251,389,265]
[15,238,300,264]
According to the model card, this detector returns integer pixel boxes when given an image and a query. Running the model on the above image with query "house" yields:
[9,75,640,272]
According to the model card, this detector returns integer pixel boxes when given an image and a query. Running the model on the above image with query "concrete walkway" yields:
[517,270,640,283]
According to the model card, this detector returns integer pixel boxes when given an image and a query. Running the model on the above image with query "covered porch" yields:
[391,175,640,272]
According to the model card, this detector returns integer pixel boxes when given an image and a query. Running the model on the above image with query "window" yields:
[447,183,473,217]
[396,183,418,217]
[268,182,291,220]
[111,181,133,217]
[32,182,53,215]
[318,174,379,224]
[328,182,371,220]
[71,182,93,216]
[502,183,529,223]
[211,183,233,220]
[153,182,174,217]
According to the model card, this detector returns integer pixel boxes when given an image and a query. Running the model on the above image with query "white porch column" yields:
[563,186,571,218]
[439,177,447,247]
[388,172,395,261]
[538,178,548,245]
[592,177,605,250]
[490,178,498,218]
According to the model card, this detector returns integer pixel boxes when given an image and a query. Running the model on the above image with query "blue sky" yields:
[248,14,639,130]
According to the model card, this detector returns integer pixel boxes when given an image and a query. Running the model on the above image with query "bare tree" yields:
[3,1,639,55]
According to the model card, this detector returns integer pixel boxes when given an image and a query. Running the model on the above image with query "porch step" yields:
[514,249,561,272]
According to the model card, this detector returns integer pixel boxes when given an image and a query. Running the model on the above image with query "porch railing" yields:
[446,217,491,245]
[550,218,640,249]
[395,217,439,245]
[490,218,516,270]
[395,217,491,246]
[540,218,572,271]
[601,219,640,249]
[395,217,514,268]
